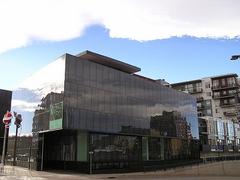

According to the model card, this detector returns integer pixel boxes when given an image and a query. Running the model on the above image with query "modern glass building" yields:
[31,51,199,172]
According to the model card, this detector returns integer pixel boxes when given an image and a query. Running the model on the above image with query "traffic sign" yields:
[2,111,12,128]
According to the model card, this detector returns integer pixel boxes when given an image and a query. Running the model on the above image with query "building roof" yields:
[77,50,141,74]
[210,73,238,80]
[0,89,12,93]
[171,79,202,86]
[171,73,238,86]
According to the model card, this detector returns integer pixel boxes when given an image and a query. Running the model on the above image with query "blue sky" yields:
[1,25,240,91]
[1,0,240,134]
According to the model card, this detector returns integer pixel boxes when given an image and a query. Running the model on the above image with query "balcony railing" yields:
[213,93,236,99]
[220,102,236,108]
[212,83,239,90]
[197,104,212,110]
[196,97,204,102]
[224,111,236,116]
[189,88,203,94]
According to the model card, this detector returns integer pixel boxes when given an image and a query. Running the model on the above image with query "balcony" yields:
[220,102,236,108]
[213,93,236,99]
[197,105,211,110]
[224,111,236,117]
[188,88,203,94]
[212,83,239,91]
[196,97,204,102]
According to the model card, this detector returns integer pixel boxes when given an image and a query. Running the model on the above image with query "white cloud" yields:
[19,55,65,94]
[12,99,39,112]
[0,0,240,54]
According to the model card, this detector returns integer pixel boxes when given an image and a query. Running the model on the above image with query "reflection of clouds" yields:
[19,56,65,91]
[13,56,65,113]
[12,99,39,112]
[9,132,32,137]
[11,57,65,134]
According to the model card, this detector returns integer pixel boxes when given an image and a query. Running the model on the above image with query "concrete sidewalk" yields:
[1,161,240,179]
[1,166,92,179]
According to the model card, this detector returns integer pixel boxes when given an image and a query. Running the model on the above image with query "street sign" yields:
[1,111,12,165]
[3,111,12,128]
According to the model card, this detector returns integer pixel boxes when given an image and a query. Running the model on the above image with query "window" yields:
[229,89,236,94]
[215,100,220,106]
[148,137,164,160]
[214,91,220,97]
[205,83,210,88]
[212,80,219,87]
[205,100,211,105]
[206,109,212,116]
[206,92,211,97]
[221,79,226,86]
[227,77,235,85]
[185,84,193,92]
[229,98,235,104]
[196,82,202,88]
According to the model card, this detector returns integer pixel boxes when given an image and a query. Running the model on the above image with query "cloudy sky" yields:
[1,0,240,133]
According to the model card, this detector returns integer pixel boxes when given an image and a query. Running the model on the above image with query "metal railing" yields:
[212,83,239,90]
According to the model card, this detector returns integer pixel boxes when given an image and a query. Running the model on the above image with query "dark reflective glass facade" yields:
[0,89,12,154]
[32,52,199,172]
[64,54,199,140]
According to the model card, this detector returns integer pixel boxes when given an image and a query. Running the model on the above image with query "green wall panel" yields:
[49,118,62,129]
[77,132,88,162]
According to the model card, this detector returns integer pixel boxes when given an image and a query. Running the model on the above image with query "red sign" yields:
[3,111,12,128]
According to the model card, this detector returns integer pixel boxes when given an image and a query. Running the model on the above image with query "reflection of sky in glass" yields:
[217,120,225,140]
[228,122,234,140]
[11,55,65,134]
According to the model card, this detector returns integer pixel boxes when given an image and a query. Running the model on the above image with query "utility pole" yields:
[13,112,22,166]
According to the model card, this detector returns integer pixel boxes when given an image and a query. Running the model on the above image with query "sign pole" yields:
[41,133,44,171]
[13,126,19,166]
[1,126,8,165]
[12,112,22,166]
[1,111,12,167]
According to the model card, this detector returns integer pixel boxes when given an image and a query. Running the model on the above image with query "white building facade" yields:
[172,74,240,152]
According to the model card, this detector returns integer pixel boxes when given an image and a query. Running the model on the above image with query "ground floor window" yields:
[90,133,199,167]
[90,133,141,163]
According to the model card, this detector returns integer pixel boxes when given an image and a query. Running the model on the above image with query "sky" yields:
[0,0,240,134]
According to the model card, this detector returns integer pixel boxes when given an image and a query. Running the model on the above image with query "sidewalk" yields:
[1,161,240,180]
[0,166,93,180]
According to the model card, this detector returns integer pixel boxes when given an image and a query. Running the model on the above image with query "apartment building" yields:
[172,74,240,153]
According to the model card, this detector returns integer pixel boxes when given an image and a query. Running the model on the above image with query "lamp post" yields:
[89,151,94,174]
